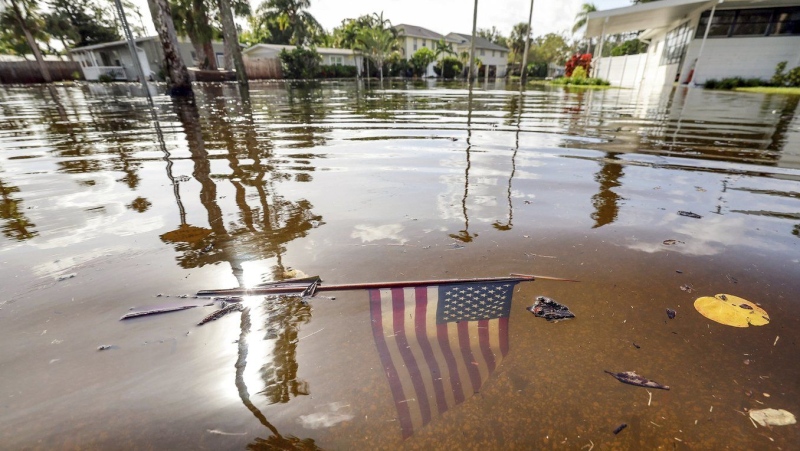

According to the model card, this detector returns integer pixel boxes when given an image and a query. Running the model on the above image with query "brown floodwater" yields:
[0,80,798,450]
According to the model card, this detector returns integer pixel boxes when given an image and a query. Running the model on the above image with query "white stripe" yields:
[447,320,473,401]
[379,289,421,429]
[467,320,490,386]
[402,287,434,431]
[425,285,454,413]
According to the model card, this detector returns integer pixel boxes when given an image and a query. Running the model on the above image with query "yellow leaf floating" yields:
[694,294,769,327]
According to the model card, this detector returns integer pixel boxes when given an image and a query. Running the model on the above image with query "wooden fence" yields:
[244,58,282,80]
[0,61,83,84]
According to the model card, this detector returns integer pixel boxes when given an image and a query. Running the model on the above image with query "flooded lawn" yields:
[1,80,799,449]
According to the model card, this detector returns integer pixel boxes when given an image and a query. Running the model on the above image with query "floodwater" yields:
[0,80,798,450]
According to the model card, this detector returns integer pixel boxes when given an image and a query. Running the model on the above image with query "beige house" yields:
[446,33,509,77]
[394,24,460,77]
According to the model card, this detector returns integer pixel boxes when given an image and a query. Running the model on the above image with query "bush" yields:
[565,53,592,77]
[526,62,548,78]
[704,77,769,90]
[97,74,113,83]
[772,61,788,86]
[280,47,322,79]
[316,64,357,78]
[786,67,800,87]
[410,47,435,77]
[571,66,587,80]
[551,75,609,87]
[436,56,462,78]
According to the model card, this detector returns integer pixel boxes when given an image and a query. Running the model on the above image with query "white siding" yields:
[680,36,800,84]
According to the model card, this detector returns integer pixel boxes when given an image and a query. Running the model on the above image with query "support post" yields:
[593,17,608,78]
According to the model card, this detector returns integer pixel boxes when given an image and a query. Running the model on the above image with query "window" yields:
[330,55,343,65]
[732,9,772,36]
[492,50,495,57]
[480,49,485,56]
[661,21,693,66]
[422,39,426,47]
[771,8,800,35]
[696,6,800,38]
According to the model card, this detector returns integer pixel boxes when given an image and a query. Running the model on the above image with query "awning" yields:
[584,0,714,37]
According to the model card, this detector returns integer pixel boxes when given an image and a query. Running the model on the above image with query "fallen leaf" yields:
[749,408,796,426]
[694,294,769,327]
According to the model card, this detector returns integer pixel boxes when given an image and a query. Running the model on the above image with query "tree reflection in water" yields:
[590,153,625,228]
[0,178,37,240]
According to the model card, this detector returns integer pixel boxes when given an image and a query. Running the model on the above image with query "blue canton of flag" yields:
[436,281,515,323]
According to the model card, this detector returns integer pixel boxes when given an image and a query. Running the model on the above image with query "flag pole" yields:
[196,273,578,297]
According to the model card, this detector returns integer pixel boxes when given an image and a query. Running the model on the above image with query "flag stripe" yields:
[392,288,433,429]
[425,287,457,411]
[499,316,509,356]
[436,321,466,405]
[478,319,497,374]
[414,287,448,415]
[457,321,482,394]
[369,289,414,438]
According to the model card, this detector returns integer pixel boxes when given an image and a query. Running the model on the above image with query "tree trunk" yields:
[147,0,192,95]
[193,0,217,70]
[189,34,207,69]
[10,0,51,82]
[216,0,247,86]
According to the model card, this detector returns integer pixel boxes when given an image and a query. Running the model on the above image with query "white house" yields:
[585,0,800,88]
[70,36,226,81]
[243,44,362,73]
[394,24,460,77]
[445,33,509,78]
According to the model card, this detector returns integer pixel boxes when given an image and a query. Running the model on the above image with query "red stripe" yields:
[436,322,465,404]
[499,316,509,356]
[457,321,482,394]
[414,287,448,415]
[369,289,413,438]
[391,288,432,429]
[478,319,496,373]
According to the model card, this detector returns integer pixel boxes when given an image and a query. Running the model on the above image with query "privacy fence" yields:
[0,61,83,84]
[244,58,282,80]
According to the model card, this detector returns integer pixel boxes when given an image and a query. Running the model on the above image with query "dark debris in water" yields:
[678,211,702,219]
[527,296,575,321]
[666,308,676,319]
[613,423,628,435]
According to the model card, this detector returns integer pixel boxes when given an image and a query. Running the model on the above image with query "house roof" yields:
[69,36,157,52]
[243,44,359,56]
[585,0,720,37]
[394,24,446,40]
[446,33,509,51]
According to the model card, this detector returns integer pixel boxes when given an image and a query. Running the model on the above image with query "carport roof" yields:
[584,0,713,37]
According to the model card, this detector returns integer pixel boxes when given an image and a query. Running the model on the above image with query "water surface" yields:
[0,80,798,449]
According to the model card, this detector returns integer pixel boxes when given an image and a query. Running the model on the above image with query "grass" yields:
[733,86,800,95]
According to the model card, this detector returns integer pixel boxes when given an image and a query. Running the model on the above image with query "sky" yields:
[130,0,633,40]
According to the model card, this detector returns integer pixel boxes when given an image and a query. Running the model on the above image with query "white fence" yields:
[593,54,648,88]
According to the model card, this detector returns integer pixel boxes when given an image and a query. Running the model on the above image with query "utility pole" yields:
[520,0,534,83]
[468,0,478,84]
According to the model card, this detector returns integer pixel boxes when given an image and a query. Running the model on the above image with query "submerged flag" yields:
[370,280,518,439]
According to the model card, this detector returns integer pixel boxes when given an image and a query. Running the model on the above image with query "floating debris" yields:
[213,296,243,303]
[527,296,575,321]
[613,423,627,435]
[200,243,213,253]
[197,303,244,326]
[678,211,702,219]
[97,345,113,351]
[57,273,76,281]
[749,408,796,427]
[120,305,197,320]
[694,294,769,327]
[605,370,670,390]
[666,308,676,319]
[680,284,694,293]
[662,239,684,245]
[632,342,641,349]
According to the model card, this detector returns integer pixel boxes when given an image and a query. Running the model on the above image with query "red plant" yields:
[565,53,593,77]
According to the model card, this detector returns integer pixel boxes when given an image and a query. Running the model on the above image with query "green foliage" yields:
[316,64,357,78]
[279,46,321,79]
[97,73,113,82]
[772,61,788,86]
[787,67,800,87]
[529,33,572,66]
[552,67,610,86]
[526,61,548,78]
[610,38,648,56]
[572,3,597,34]
[572,66,587,79]
[409,47,435,76]
[252,0,325,45]
[435,56,462,78]
[355,26,398,79]
[509,22,530,62]
[477,26,508,49]
[703,77,768,90]
[44,0,119,46]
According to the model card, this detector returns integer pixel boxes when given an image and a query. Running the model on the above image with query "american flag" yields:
[369,281,518,438]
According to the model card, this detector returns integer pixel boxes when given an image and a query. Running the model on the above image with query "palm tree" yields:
[255,0,322,46]
[509,22,530,66]
[4,0,52,82]
[433,38,455,60]
[147,0,192,95]
[572,3,597,34]
[217,0,248,86]
[356,27,397,83]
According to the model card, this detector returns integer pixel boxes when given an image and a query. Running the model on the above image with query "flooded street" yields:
[0,80,798,449]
